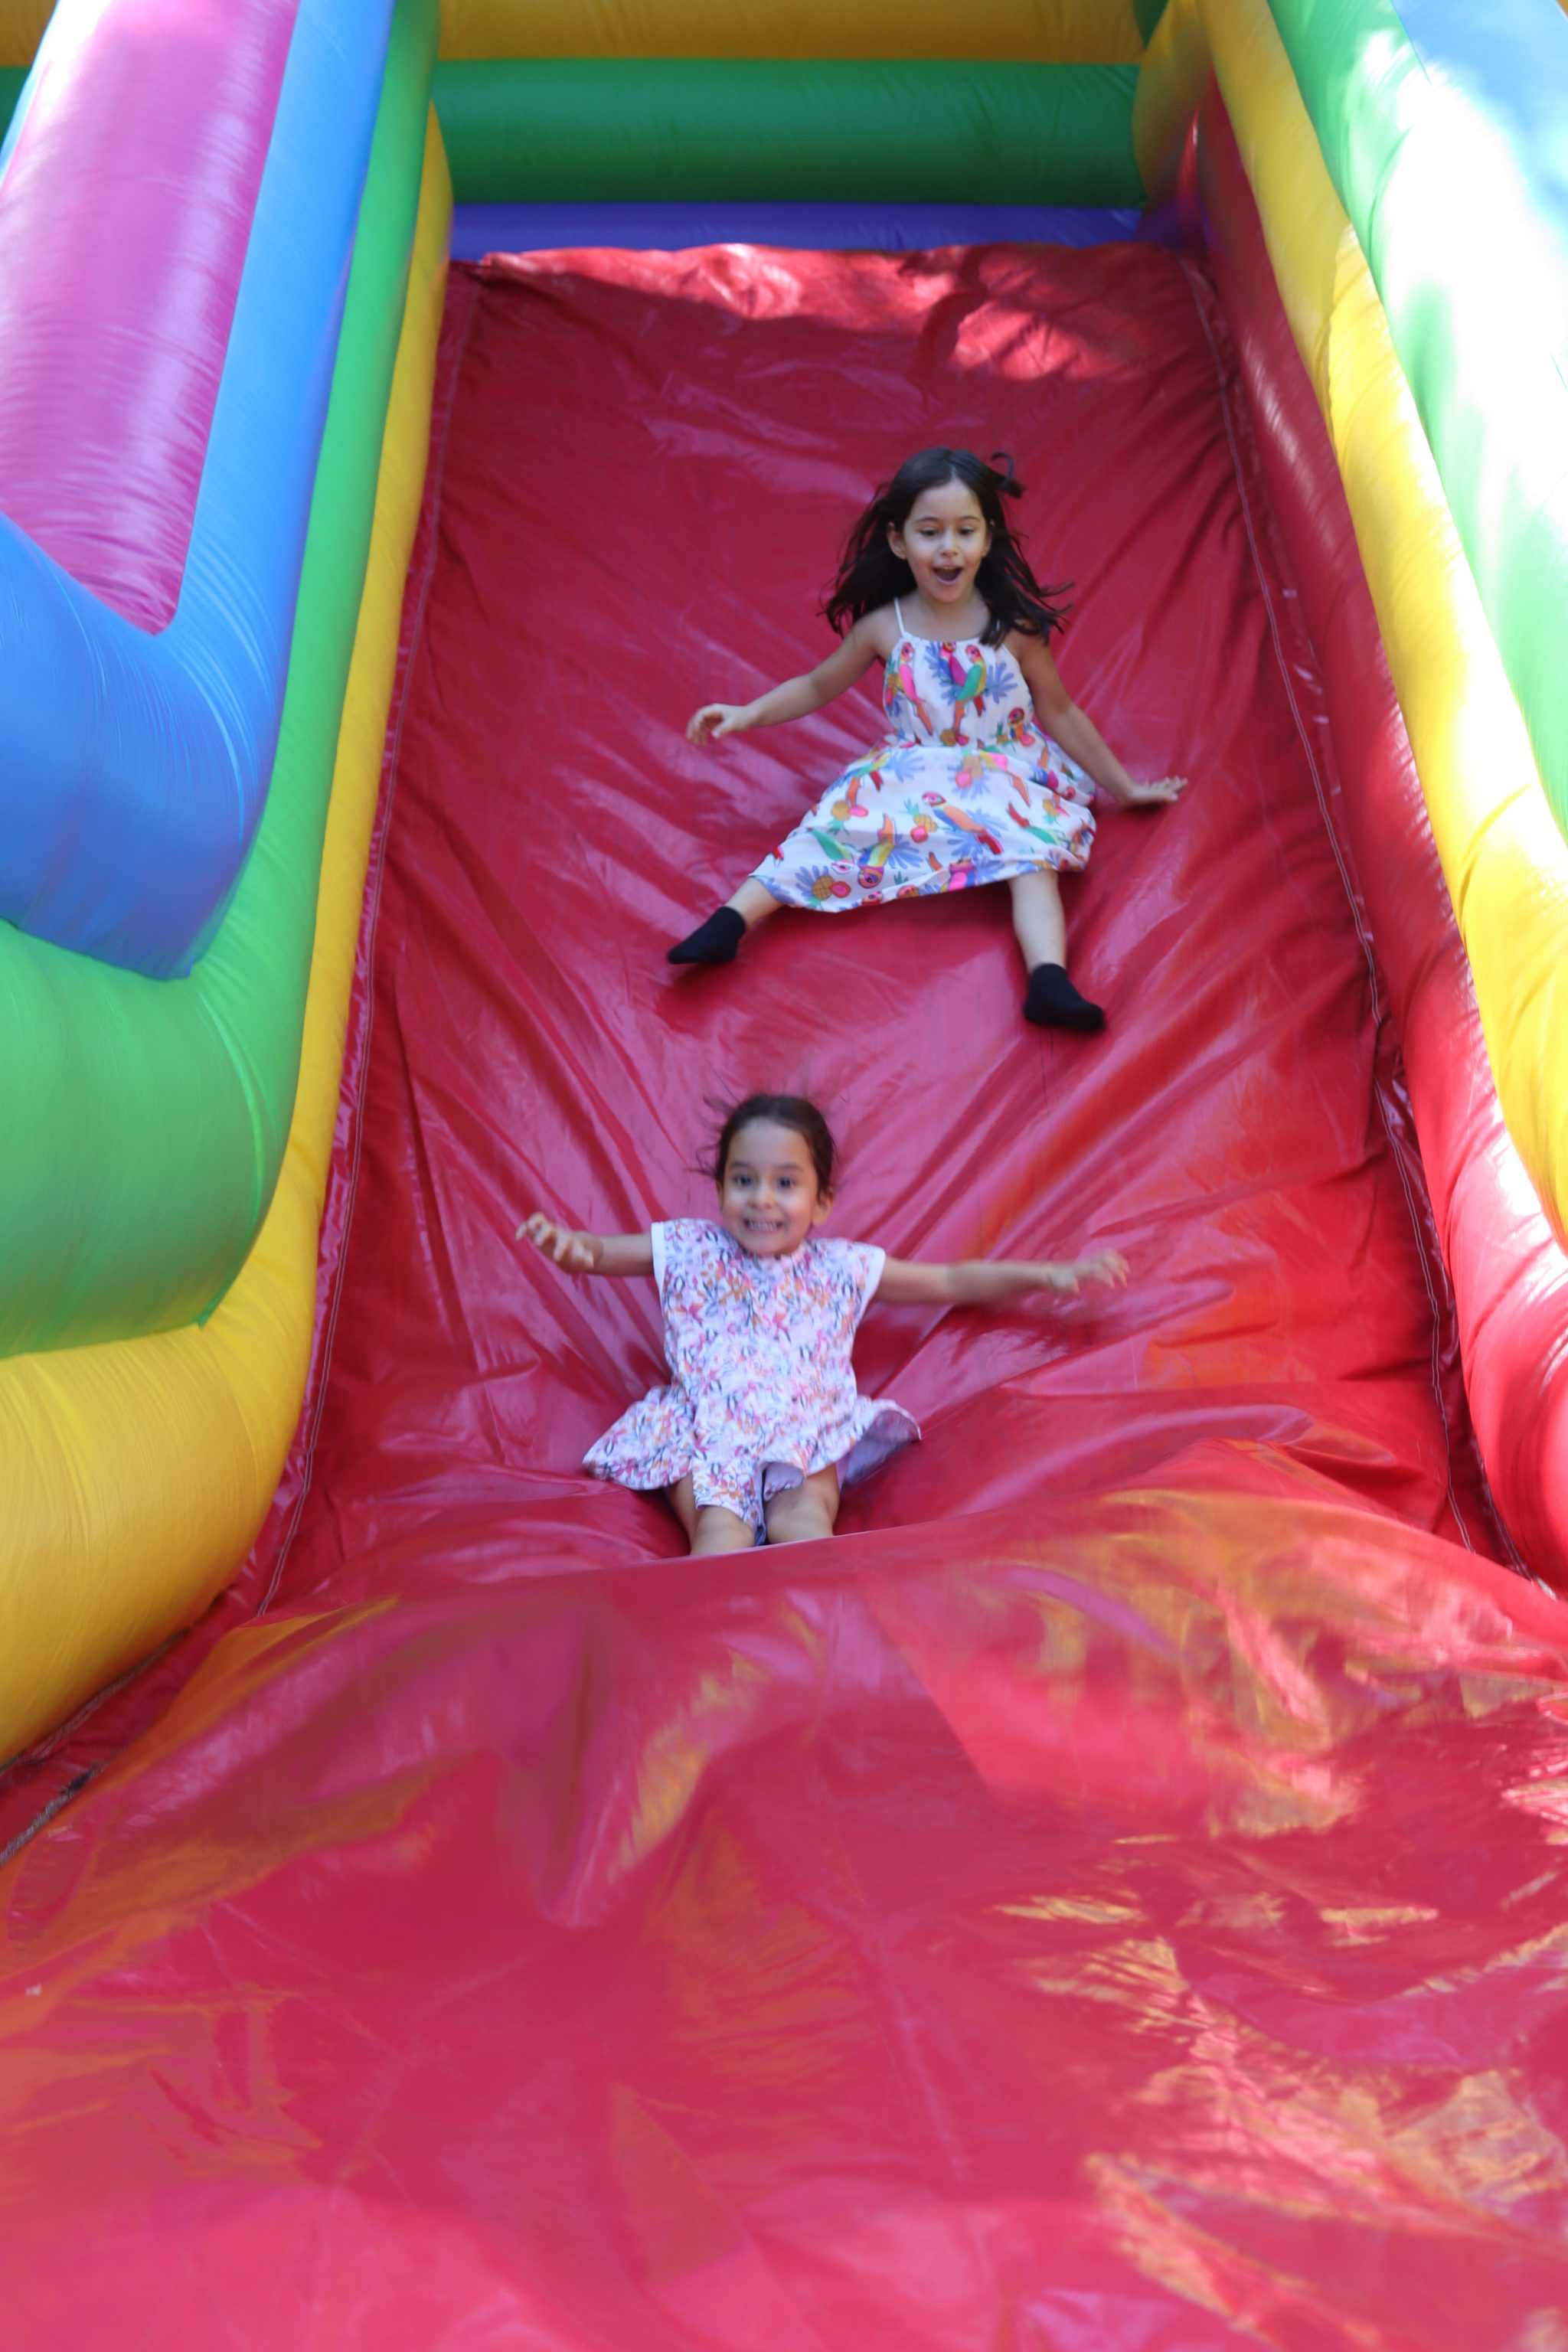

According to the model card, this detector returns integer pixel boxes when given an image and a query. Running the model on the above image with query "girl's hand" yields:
[687,703,750,745]
[518,1212,603,1274]
[1047,1250,1129,1294]
[1117,775,1188,808]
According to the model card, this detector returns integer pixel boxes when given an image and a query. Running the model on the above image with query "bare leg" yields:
[763,1465,841,1547]
[668,1473,755,1555]
[1010,869,1105,1031]
[668,875,780,965]
[725,877,782,930]
[1008,869,1067,970]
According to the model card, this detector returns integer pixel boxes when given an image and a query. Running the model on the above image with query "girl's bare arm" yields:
[874,1250,1128,1306]
[688,618,881,743]
[520,1214,654,1277]
[1011,632,1186,808]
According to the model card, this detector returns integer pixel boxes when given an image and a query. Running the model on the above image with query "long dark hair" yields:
[824,447,1070,647]
[705,1094,837,1194]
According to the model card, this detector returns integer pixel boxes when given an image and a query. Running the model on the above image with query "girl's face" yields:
[718,1120,831,1258]
[888,478,992,614]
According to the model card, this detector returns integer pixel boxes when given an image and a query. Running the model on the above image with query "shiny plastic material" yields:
[1268,0,1568,851]
[451,200,1145,257]
[0,0,436,1357]
[439,0,1148,57]
[0,109,449,1765]
[1132,0,1210,193]
[434,59,1144,205]
[1198,86,1568,1578]
[0,0,393,975]
[18,243,1568,2341]
[0,0,296,629]
[258,239,1497,1596]
[1197,0,1568,1252]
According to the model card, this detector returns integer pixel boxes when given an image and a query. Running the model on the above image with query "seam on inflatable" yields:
[0,1765,103,1872]
[256,273,477,1620]
[1179,253,1481,1558]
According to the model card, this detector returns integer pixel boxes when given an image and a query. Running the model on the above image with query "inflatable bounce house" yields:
[6,0,1568,2334]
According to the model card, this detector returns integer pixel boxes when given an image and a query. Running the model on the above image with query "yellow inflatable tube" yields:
[0,115,451,1762]
[1140,0,1568,1244]
[1131,0,1210,195]
[0,0,48,69]
[439,0,1146,62]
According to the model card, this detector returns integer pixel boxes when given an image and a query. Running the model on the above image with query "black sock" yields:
[668,906,747,965]
[1024,962,1106,1032]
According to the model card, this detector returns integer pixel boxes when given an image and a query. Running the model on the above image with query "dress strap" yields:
[893,597,905,639]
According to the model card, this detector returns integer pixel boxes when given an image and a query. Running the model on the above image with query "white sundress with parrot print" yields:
[751,604,1096,910]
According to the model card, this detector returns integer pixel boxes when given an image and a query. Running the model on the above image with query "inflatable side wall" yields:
[1,0,452,1750]
[1,0,1564,1765]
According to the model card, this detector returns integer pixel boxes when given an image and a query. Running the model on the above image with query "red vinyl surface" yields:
[8,246,1568,2344]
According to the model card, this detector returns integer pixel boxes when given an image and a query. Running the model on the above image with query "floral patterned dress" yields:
[585,1219,919,1540]
[751,607,1096,910]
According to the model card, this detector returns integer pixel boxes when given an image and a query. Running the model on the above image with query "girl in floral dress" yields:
[669,447,1187,1031]
[521,1094,1125,1553]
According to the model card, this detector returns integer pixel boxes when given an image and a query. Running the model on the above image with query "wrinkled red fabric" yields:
[11,247,1568,2346]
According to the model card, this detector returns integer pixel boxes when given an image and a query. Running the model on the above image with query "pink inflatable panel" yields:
[0,0,298,631]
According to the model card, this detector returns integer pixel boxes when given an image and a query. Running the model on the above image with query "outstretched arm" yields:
[519,1213,654,1278]
[874,1250,1128,1307]
[688,619,880,743]
[1012,633,1187,808]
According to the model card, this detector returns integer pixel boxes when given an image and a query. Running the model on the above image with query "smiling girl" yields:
[522,1093,1125,1553]
[669,447,1187,1031]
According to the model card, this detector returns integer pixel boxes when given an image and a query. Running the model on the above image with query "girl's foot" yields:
[1024,962,1105,1031]
[668,906,746,965]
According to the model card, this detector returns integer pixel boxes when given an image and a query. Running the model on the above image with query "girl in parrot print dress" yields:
[670,447,1188,1031]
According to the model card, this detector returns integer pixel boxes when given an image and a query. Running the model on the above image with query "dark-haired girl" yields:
[521,1093,1125,1553]
[670,447,1186,1031]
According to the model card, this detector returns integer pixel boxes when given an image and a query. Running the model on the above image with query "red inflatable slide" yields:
[7,243,1568,2342]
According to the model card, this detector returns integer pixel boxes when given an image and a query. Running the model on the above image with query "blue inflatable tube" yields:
[0,0,395,978]
[451,200,1145,259]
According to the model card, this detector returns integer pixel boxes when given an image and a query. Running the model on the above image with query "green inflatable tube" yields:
[0,66,24,135]
[0,0,438,1358]
[434,58,1143,207]
[1269,0,1568,850]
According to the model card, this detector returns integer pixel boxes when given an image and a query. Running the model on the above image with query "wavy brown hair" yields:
[824,446,1070,647]
[704,1095,837,1195]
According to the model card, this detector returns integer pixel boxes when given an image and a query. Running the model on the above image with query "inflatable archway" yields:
[5,0,1568,2333]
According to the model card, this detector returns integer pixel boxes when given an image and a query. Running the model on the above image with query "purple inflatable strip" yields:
[451,201,1144,260]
